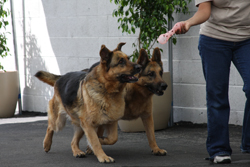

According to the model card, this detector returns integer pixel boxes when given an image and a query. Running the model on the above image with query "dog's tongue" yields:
[126,75,138,83]
[128,76,136,80]
[157,22,183,44]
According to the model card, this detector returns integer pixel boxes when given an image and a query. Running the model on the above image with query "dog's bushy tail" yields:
[35,71,61,87]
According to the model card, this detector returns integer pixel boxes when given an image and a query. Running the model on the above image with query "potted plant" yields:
[110,0,191,131]
[0,0,19,118]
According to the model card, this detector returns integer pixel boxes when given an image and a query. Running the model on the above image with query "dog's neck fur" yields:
[127,82,153,99]
[82,64,126,123]
[87,64,126,94]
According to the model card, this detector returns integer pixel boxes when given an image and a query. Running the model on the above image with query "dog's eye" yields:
[118,58,124,64]
[148,71,155,77]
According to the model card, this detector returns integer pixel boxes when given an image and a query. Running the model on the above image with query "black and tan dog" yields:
[35,43,141,163]
[87,47,168,155]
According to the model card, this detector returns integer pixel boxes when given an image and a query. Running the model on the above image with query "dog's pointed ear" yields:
[100,45,112,63]
[151,47,162,65]
[137,48,149,68]
[115,42,126,51]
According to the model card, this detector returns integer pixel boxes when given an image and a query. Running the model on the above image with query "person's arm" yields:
[157,2,211,44]
[176,1,212,34]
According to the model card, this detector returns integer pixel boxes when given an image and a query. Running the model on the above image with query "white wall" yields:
[3,0,246,125]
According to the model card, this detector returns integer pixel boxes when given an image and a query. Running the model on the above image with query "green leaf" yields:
[4,21,8,26]
[173,38,177,45]
[125,10,129,16]
[131,27,135,34]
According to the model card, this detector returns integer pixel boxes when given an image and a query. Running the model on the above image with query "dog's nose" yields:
[134,64,142,73]
[161,82,168,90]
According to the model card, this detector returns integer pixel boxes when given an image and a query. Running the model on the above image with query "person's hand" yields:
[175,21,191,34]
[157,22,189,44]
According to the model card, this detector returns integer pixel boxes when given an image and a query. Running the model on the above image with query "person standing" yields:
[174,0,250,164]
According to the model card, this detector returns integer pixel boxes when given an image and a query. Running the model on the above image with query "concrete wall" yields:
[3,0,246,125]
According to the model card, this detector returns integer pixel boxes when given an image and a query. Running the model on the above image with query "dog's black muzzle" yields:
[119,64,142,83]
[148,82,168,96]
[160,82,168,91]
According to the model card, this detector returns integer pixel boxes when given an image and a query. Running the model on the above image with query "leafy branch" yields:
[0,0,10,70]
[111,0,191,62]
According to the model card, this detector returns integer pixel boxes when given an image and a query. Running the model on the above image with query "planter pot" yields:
[118,72,172,132]
[0,71,19,118]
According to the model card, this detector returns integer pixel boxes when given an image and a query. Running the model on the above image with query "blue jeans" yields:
[198,35,250,158]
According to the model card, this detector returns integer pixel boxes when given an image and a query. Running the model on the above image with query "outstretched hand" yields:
[157,22,190,44]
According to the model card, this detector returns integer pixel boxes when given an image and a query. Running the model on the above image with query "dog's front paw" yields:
[152,148,167,156]
[73,151,86,158]
[86,146,94,155]
[97,155,115,163]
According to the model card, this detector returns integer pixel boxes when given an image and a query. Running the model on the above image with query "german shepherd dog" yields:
[86,47,168,155]
[35,43,141,163]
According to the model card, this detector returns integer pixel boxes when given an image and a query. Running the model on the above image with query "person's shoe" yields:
[213,155,231,164]
[241,148,250,153]
[241,150,250,153]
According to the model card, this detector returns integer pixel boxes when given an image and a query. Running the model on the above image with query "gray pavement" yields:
[0,118,249,167]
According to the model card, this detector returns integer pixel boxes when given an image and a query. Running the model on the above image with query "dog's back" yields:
[56,71,87,107]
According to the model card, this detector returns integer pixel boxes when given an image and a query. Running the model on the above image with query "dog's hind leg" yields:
[43,99,56,153]
[141,114,167,155]
[43,125,54,153]
[71,125,85,158]
[43,98,67,153]
[55,109,67,131]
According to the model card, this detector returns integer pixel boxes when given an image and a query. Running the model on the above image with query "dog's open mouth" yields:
[155,90,164,96]
[147,87,164,96]
[119,74,138,83]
